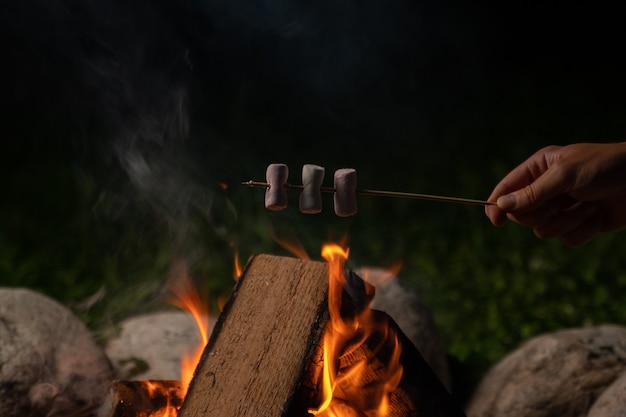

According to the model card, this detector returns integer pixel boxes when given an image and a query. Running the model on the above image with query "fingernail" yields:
[497,194,516,210]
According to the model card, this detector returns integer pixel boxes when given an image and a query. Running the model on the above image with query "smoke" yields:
[8,1,623,210]
[3,0,426,219]
[2,0,470,292]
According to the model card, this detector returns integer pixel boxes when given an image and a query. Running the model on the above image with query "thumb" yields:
[496,186,535,211]
[496,170,566,211]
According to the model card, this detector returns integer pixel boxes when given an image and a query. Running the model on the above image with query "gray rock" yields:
[466,325,626,417]
[0,288,114,417]
[587,370,626,417]
[105,310,215,380]
[358,267,451,390]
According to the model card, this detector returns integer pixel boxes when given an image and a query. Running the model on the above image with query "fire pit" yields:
[0,243,463,417]
[100,244,465,417]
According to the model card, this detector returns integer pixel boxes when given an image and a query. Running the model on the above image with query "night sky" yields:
[4,2,625,166]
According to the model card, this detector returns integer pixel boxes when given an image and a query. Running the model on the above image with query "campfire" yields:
[307,244,403,416]
[102,241,465,417]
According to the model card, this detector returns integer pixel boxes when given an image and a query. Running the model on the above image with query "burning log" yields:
[178,253,467,417]
[178,254,330,417]
[98,380,183,417]
[292,309,465,417]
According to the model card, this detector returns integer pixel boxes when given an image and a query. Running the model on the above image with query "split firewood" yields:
[291,296,466,417]
[178,254,466,417]
[178,254,330,417]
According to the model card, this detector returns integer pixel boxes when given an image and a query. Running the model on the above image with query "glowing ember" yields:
[143,381,181,417]
[309,242,404,417]
[112,380,184,417]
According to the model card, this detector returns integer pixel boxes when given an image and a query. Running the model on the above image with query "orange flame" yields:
[142,380,181,417]
[309,242,404,417]
[269,226,311,260]
[168,273,210,396]
[163,237,402,417]
[167,242,240,402]
[233,244,243,279]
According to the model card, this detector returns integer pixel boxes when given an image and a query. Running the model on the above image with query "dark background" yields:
[2,0,626,406]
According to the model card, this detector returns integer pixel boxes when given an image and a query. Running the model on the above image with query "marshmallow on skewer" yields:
[265,163,289,210]
[333,168,357,217]
[299,164,325,214]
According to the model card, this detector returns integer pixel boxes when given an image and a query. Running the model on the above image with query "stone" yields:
[587,370,626,417]
[105,311,216,380]
[0,288,114,417]
[466,324,626,417]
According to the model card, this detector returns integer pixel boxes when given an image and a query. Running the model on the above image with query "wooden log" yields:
[178,254,330,417]
[290,310,467,417]
[178,254,466,417]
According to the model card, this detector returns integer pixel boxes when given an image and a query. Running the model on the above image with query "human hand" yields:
[485,142,626,246]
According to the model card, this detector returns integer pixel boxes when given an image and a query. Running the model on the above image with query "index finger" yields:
[485,147,558,225]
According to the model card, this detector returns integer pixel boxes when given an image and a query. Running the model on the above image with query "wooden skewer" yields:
[242,180,496,207]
